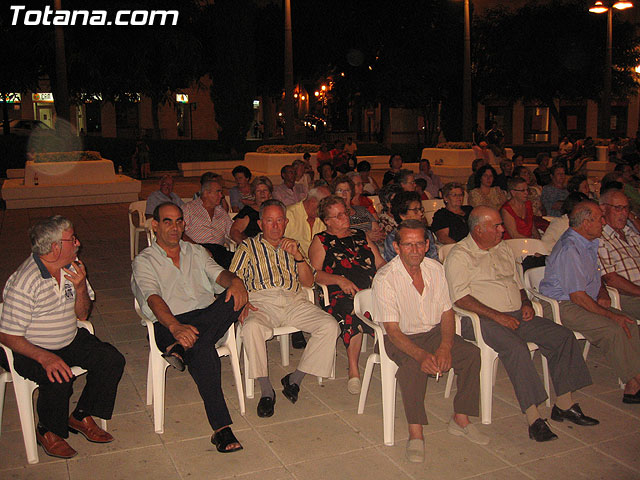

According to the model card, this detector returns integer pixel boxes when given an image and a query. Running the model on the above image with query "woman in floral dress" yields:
[309,196,386,395]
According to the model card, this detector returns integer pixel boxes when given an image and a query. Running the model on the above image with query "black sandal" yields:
[162,344,185,372]
[211,427,243,453]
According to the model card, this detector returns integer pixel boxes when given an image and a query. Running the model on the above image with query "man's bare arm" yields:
[454,294,520,330]
[383,322,438,374]
[602,272,640,297]
[147,294,199,348]
[0,332,73,383]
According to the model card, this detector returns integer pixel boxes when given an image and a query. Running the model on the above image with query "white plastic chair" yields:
[354,289,398,446]
[523,266,591,361]
[128,200,148,261]
[422,199,445,212]
[236,286,333,399]
[437,243,456,263]
[447,304,550,425]
[0,313,106,464]
[135,300,245,434]
[505,238,550,260]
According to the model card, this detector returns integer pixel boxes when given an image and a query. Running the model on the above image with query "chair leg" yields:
[358,354,377,414]
[0,374,7,436]
[243,348,254,399]
[541,356,551,407]
[130,229,136,262]
[12,380,39,464]
[227,348,246,416]
[146,350,153,406]
[280,334,290,367]
[444,369,455,399]
[134,231,140,259]
[582,341,591,361]
[480,352,497,425]
[361,334,367,353]
[380,361,398,447]
[151,354,168,434]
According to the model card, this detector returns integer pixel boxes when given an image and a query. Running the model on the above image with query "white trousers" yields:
[243,288,340,379]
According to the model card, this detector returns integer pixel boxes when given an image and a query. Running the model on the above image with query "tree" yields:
[474,0,640,137]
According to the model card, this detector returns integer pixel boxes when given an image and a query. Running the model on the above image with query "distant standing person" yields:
[135,137,150,179]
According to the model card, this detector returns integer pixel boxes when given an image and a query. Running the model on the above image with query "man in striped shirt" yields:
[230,200,339,418]
[0,216,125,459]
[183,177,234,268]
[372,220,487,463]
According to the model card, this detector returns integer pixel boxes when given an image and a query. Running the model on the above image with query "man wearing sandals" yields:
[0,215,125,459]
[372,220,488,464]
[132,202,250,453]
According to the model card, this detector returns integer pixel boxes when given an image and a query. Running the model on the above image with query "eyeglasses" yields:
[399,241,427,249]
[335,189,350,195]
[604,203,630,212]
[406,207,425,213]
[61,234,79,244]
[511,188,527,192]
[325,212,349,220]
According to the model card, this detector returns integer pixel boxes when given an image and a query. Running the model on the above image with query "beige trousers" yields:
[242,288,340,380]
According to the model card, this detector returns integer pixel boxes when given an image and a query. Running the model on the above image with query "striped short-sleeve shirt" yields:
[230,234,303,293]
[0,255,94,350]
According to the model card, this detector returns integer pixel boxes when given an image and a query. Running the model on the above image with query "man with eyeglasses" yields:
[373,219,487,463]
[0,216,125,459]
[446,206,596,442]
[541,199,640,405]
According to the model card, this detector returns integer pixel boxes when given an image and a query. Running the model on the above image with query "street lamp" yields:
[589,1,634,139]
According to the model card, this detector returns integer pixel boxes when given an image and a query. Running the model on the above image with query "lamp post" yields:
[54,0,70,125]
[283,0,295,143]
[589,1,634,139]
[462,0,472,142]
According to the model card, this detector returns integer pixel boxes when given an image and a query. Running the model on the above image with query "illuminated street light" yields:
[589,1,634,138]
[321,85,327,91]
[314,91,320,97]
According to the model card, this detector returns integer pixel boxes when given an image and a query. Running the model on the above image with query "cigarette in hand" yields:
[435,372,440,382]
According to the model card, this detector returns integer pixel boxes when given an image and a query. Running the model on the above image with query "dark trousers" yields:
[384,325,481,425]
[154,293,241,431]
[201,243,234,270]
[462,311,592,413]
[11,328,125,438]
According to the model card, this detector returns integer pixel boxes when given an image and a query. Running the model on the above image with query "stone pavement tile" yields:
[95,297,137,315]
[100,310,141,326]
[547,393,640,445]
[106,323,148,344]
[94,287,134,302]
[1,461,70,480]
[67,411,160,458]
[380,430,508,480]
[594,389,640,419]
[256,414,369,465]
[579,360,622,396]
[459,467,533,480]
[518,446,639,480]
[167,430,282,480]
[594,432,640,473]
[287,446,412,480]
[68,445,177,480]
[219,466,294,480]
[303,369,378,413]
[478,414,584,465]
[0,429,65,469]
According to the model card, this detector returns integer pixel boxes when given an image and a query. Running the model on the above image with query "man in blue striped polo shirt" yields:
[0,216,125,459]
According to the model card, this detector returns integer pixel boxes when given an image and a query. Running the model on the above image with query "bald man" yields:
[445,206,596,442]
[542,200,640,405]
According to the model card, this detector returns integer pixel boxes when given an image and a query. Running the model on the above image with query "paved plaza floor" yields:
[0,177,639,479]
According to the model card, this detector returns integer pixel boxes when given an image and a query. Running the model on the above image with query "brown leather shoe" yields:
[36,430,77,459]
[68,415,114,443]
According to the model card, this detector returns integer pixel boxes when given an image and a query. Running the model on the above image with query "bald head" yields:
[469,206,505,250]
[570,200,604,241]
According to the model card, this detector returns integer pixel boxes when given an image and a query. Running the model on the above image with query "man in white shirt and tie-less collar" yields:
[372,219,487,463]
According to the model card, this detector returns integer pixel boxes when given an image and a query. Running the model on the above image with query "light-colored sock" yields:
[555,392,573,410]
[257,377,274,398]
[525,405,540,426]
[289,369,306,386]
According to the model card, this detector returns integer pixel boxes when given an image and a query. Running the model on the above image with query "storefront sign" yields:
[32,92,54,103]
[176,94,189,103]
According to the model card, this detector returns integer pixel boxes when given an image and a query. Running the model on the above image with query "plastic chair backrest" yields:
[505,238,548,260]
[524,266,545,292]
[128,200,147,229]
[354,289,388,359]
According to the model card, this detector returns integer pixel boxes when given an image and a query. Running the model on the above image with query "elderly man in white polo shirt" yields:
[372,219,486,463]
[0,216,125,459]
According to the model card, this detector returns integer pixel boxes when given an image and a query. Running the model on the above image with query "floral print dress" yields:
[315,229,376,346]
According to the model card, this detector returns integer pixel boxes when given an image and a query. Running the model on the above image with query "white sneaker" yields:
[347,377,361,395]
[447,418,489,445]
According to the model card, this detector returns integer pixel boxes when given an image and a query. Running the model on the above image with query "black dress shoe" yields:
[291,331,307,349]
[623,390,640,404]
[257,392,276,417]
[528,418,558,442]
[281,374,300,404]
[551,403,599,426]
